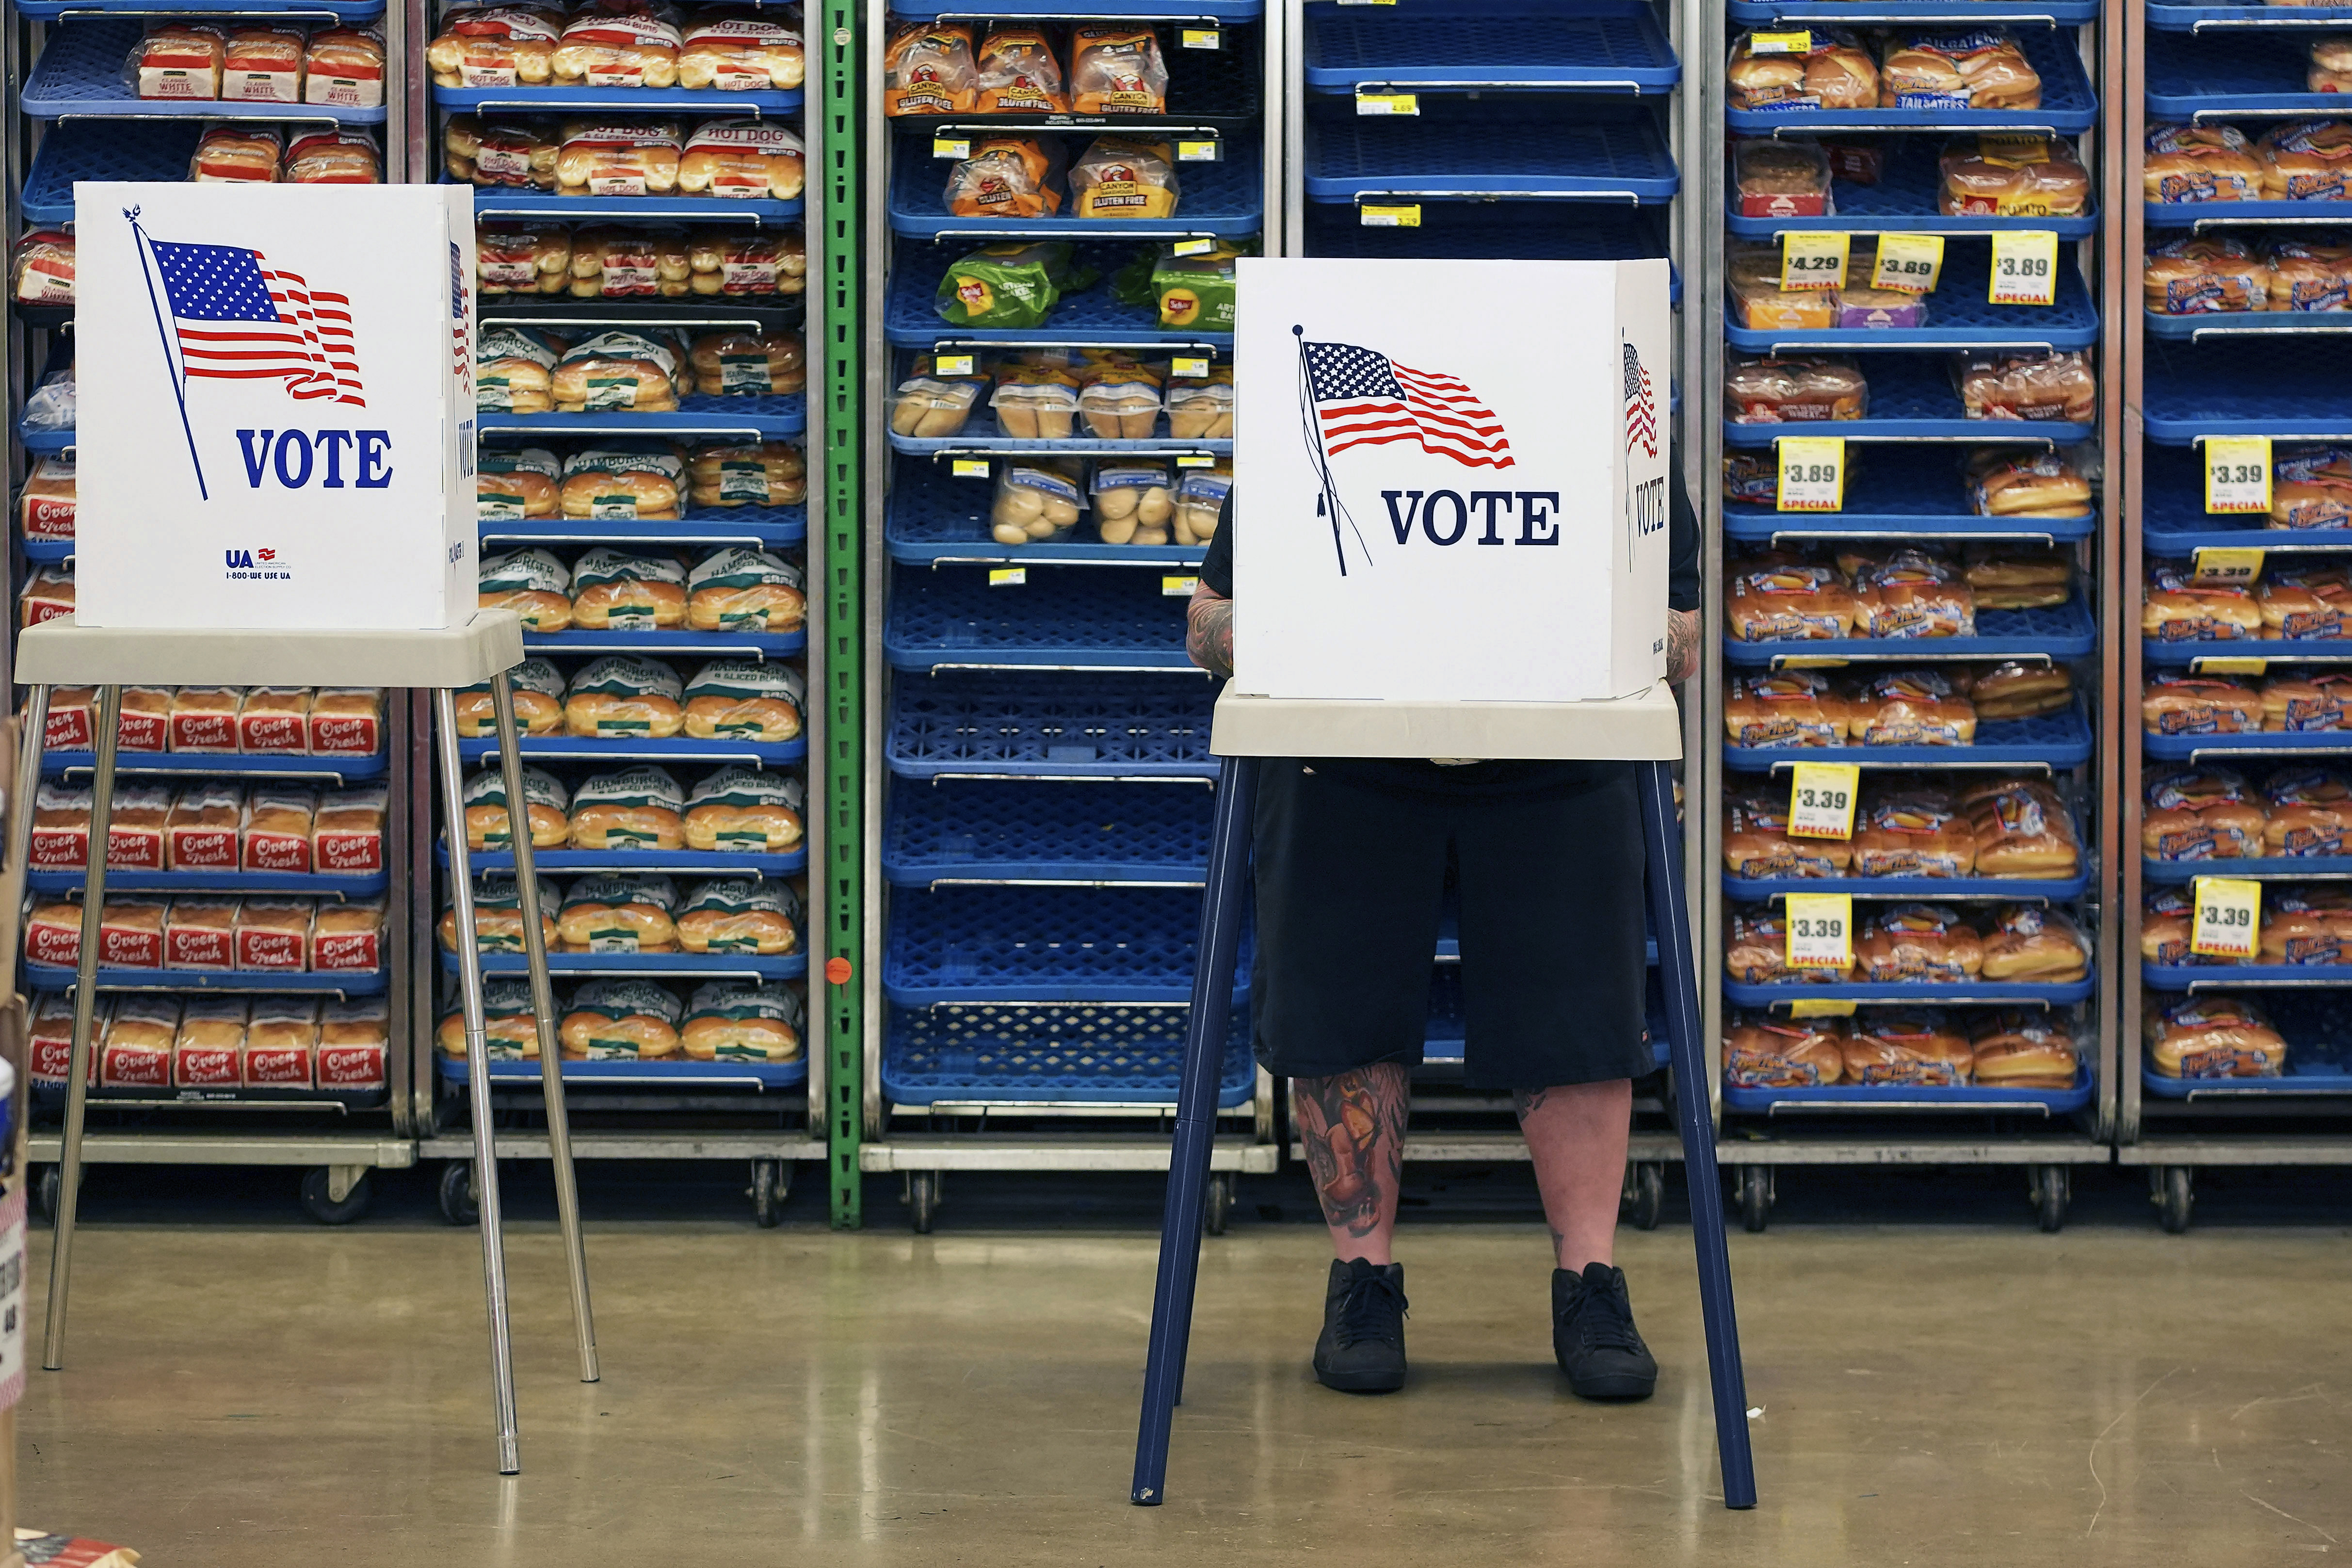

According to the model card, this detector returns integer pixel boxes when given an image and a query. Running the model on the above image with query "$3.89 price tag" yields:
[1776,435,1845,513]
[1780,231,1849,291]
[1871,233,1945,295]
[1786,761,1861,840]
[1784,892,1853,971]
[1989,230,2060,306]
[2205,435,2271,515]
[2191,876,2261,959]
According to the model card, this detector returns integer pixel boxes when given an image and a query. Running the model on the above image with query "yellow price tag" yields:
[1176,453,1215,468]
[1360,204,1421,227]
[1787,762,1861,840]
[1162,575,1200,597]
[1171,240,1215,259]
[951,459,990,479]
[1356,91,1419,115]
[2192,546,2265,586]
[932,137,970,160]
[2191,875,2260,959]
[1180,26,1220,48]
[1989,230,2060,306]
[1788,997,1859,1019]
[1176,139,1221,162]
[935,354,975,377]
[2199,657,2269,675]
[1776,435,1845,513]
[1778,655,1850,670]
[1170,356,1210,378]
[1780,231,1849,292]
[1871,233,1945,295]
[2205,436,2272,516]
[1751,29,1812,52]
[988,567,1026,587]
[1784,893,1853,971]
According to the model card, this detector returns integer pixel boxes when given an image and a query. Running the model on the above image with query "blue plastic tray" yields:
[2146,308,2352,343]
[21,121,198,225]
[2146,197,2352,230]
[454,180,802,224]
[896,0,1262,13]
[25,963,386,994]
[23,21,387,122]
[522,630,805,659]
[2142,443,2352,552]
[1303,2,1680,94]
[2145,854,2352,884]
[2144,339,2352,443]
[1723,870,2090,902]
[26,869,387,898]
[1730,0,2096,20]
[886,240,1233,349]
[1723,352,2094,447]
[1726,136,2099,238]
[2143,960,2352,991]
[1303,103,1678,202]
[22,540,73,564]
[882,18,1265,127]
[2144,637,2352,667]
[40,750,387,782]
[1723,446,2097,542]
[439,1055,806,1088]
[1725,251,2100,354]
[1721,595,2097,664]
[1725,974,2094,1007]
[435,85,801,114]
[1726,27,2097,132]
[883,777,1215,886]
[889,134,1264,240]
[2148,30,2352,115]
[1724,706,2095,771]
[2145,729,2352,761]
[16,422,75,455]
[444,949,806,982]
[1301,199,1675,266]
[440,845,806,877]
[881,998,1255,1107]
[2148,1,2352,24]
[479,393,805,440]
[1724,1070,2094,1112]
[887,411,1232,458]
[884,884,1245,1005]
[887,567,1199,672]
[886,456,1212,566]
[18,0,381,14]
[2142,1065,2352,1097]
[886,670,1217,781]
[479,507,805,551]
[453,735,806,767]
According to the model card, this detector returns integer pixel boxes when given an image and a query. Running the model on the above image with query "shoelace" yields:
[1570,1281,1644,1353]
[1334,1273,1407,1348]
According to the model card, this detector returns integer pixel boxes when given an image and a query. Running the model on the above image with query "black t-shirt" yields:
[1197,467,1701,804]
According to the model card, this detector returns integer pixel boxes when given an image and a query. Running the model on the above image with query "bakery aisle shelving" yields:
[1697,0,2126,1228]
[2114,0,2352,1230]
[857,0,1281,1230]
[410,0,830,1225]
[3,0,428,1222]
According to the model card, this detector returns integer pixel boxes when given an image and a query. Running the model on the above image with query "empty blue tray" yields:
[2147,0,2352,24]
[479,505,805,552]
[886,566,1200,671]
[2143,959,2352,991]
[1724,972,2094,1007]
[2146,196,2352,230]
[1730,0,2096,20]
[479,392,805,440]
[2144,339,2352,443]
[883,777,1215,886]
[1304,103,1678,201]
[2141,443,2352,553]
[886,671,1217,781]
[884,884,1246,1005]
[2146,307,2352,343]
[1723,444,2097,542]
[1723,352,2095,447]
[882,998,1255,1108]
[21,121,199,225]
[2148,30,2352,115]
[1304,2,1680,94]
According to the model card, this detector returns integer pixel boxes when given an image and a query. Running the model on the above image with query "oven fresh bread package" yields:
[681,981,803,1061]
[168,781,245,871]
[318,998,392,1093]
[312,897,387,972]
[175,997,251,1089]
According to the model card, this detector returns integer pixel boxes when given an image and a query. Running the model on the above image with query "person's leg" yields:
[1294,1062,1412,1264]
[1514,1078,1634,1272]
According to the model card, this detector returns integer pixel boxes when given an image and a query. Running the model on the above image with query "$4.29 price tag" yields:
[2191,875,2261,959]
[1784,892,1853,971]
[1780,231,1849,292]
[1871,233,1945,295]
[2205,435,2271,516]
[1776,435,1845,513]
[1786,761,1861,840]
[1989,230,2060,306]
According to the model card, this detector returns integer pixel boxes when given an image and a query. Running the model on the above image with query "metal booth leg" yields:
[43,682,116,1373]
[1636,760,1757,1510]
[489,671,599,1384]
[1131,752,1258,1507]
[433,688,523,1474]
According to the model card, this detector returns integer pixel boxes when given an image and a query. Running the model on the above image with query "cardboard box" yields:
[74,184,476,630]
[1232,258,1673,704]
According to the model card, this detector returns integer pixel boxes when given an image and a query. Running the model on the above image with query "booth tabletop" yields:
[16,611,525,690]
[1210,683,1682,761]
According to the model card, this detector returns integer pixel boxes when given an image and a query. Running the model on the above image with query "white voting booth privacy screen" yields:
[1231,257,1672,703]
[74,183,477,630]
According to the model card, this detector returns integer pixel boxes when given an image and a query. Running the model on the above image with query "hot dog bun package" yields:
[2142,764,2265,861]
[429,4,561,88]
[2148,995,2287,1079]
[1724,1010,1848,1087]
[679,11,804,91]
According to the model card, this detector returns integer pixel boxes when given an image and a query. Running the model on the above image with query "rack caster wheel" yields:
[750,1160,789,1228]
[2155,1166,2194,1234]
[907,1170,940,1234]
[35,1165,61,1225]
[299,1166,373,1226]
[1738,1167,1772,1234]
[2028,1165,2070,1234]
[438,1161,481,1227]
[1624,1162,1665,1231]
[1204,1172,1235,1236]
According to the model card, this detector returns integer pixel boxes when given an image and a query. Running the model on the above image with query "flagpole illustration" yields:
[1293,325,1372,578]
[127,207,208,501]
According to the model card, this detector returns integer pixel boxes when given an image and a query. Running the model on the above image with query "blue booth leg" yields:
[1131,753,1259,1507]
[1638,760,1758,1510]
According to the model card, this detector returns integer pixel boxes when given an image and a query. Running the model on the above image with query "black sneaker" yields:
[1552,1262,1658,1400]
[1313,1258,1408,1393]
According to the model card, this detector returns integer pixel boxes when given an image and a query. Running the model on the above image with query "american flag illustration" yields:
[449,240,471,385]
[1300,340,1514,469]
[1623,341,1658,459]
[147,238,365,405]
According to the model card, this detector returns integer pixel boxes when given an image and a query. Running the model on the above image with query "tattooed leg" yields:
[1293,1063,1410,1263]
[1515,1079,1633,1271]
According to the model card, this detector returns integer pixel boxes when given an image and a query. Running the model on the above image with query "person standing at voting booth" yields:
[1185,473,1702,1398]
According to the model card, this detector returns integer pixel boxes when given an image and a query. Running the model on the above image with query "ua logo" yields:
[225,550,255,568]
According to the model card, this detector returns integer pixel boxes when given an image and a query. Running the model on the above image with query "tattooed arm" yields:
[1667,607,1701,685]
[1188,582,1236,679]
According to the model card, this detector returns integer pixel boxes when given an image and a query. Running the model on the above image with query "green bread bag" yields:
[934,242,1096,328]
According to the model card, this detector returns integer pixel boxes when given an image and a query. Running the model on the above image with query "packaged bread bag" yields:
[446,116,559,188]
[1068,25,1167,114]
[558,873,680,952]
[552,6,682,88]
[2144,123,2265,203]
[1851,786,1977,877]
[1724,1010,1847,1087]
[565,656,686,737]
[689,328,805,395]
[479,546,573,630]
[677,878,799,954]
[12,230,75,307]
[478,225,571,296]
[304,23,387,106]
[685,765,803,852]
[556,119,684,195]
[477,325,564,413]
[1880,32,2041,111]
[1092,460,1174,546]
[571,547,689,627]
[1939,134,2088,216]
[1070,135,1179,219]
[991,459,1085,546]
[453,659,565,738]
[688,547,805,632]
[2148,995,2286,1078]
[428,4,561,88]
[463,763,571,850]
[479,448,561,521]
[2141,764,2264,861]
[1732,139,1832,217]
[438,976,543,1059]
[562,449,685,521]
[891,356,989,439]
[1722,779,1853,878]
[284,127,383,184]
[883,20,978,114]
[1969,1008,2081,1087]
[222,24,304,103]
[2273,445,2352,529]
[569,226,691,297]
[1725,28,1876,111]
[1166,365,1233,438]
[684,661,803,742]
[974,24,1066,112]
[440,870,560,953]
[2258,119,2352,200]
[1981,903,2089,982]
[553,330,687,411]
[175,997,250,1090]
[682,981,803,1060]
[687,226,805,295]
[1845,1005,1973,1085]
[570,765,687,850]
[560,979,684,1059]
[1854,903,1983,982]
[935,242,1092,329]
[945,137,1065,218]
[134,21,227,99]
[318,997,392,1094]
[688,439,805,508]
[679,120,805,200]
[1174,465,1230,547]
[679,12,804,90]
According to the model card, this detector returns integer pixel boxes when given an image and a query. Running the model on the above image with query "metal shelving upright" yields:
[1696,0,2126,1227]
[2113,0,2352,1229]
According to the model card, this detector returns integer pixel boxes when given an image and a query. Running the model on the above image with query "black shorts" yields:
[1248,759,1654,1092]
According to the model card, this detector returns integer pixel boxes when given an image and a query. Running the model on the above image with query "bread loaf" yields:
[1069,25,1168,114]
[167,781,245,871]
[174,998,250,1090]
[234,898,314,970]
[312,897,385,972]
[1848,669,1976,745]
[463,764,571,850]
[569,766,687,851]
[222,24,304,103]
[169,686,242,754]
[564,655,686,739]
[304,24,386,107]
[560,979,684,1060]
[1732,139,1833,217]
[282,128,382,185]
[681,982,803,1061]
[883,20,978,115]
[161,896,240,971]
[1968,1009,2080,1087]
[2147,995,2287,1078]
[2145,123,2266,202]
[2265,767,2352,856]
[1844,1006,1972,1084]
[1725,1012,1847,1087]
[675,876,799,954]
[1981,903,2088,981]
[317,998,391,1092]
[19,453,75,537]
[314,786,387,873]
[2143,764,2266,860]
[136,22,226,99]
[239,688,311,755]
[101,998,181,1090]
[570,547,688,628]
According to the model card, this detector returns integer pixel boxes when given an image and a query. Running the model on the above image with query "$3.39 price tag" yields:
[2205,435,2271,515]
[1776,435,1845,513]
[1780,231,1849,292]
[1784,892,1853,971]
[1786,761,1861,840]
[1871,233,1945,295]
[1989,230,2060,306]
[2192,545,2264,587]
[2191,875,2261,959]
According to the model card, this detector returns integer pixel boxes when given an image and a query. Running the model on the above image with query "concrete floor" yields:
[15,1169,2352,1567]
